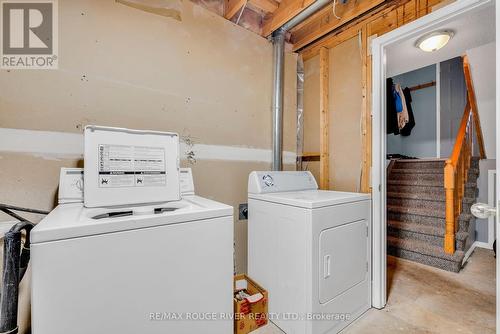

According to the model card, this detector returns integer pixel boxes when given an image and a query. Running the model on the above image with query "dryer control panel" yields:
[248,171,318,194]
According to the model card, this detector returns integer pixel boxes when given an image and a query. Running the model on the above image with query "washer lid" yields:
[31,197,232,244]
[249,190,370,209]
[84,125,180,208]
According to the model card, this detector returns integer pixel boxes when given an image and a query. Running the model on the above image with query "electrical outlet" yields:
[239,203,248,220]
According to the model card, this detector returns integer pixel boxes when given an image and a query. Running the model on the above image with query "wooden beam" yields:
[319,47,330,190]
[299,152,321,161]
[299,0,412,60]
[261,0,316,37]
[249,0,279,13]
[291,0,385,51]
[463,55,487,159]
[360,25,371,193]
[225,0,247,19]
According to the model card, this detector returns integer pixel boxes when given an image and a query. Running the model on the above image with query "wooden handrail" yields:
[443,55,486,254]
[448,100,471,166]
[463,56,487,159]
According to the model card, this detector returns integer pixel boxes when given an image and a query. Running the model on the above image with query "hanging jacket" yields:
[393,86,403,113]
[386,78,399,135]
[400,87,416,136]
[395,83,409,129]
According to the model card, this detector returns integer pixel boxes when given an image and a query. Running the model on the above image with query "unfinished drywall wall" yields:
[466,42,496,247]
[0,0,298,277]
[302,55,320,182]
[466,42,496,159]
[301,37,363,192]
[329,37,363,192]
[440,57,467,158]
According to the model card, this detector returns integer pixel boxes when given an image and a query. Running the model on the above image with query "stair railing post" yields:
[444,161,456,254]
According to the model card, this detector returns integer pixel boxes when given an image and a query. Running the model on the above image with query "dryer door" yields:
[319,219,368,304]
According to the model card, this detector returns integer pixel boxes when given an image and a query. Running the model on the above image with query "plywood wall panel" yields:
[302,55,320,182]
[329,37,363,192]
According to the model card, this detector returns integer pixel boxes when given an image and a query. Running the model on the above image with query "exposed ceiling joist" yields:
[225,0,247,19]
[291,0,385,51]
[249,0,279,13]
[261,0,316,37]
[299,0,413,60]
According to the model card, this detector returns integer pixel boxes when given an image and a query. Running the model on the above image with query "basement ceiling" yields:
[193,0,386,48]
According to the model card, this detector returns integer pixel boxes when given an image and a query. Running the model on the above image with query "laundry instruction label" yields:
[98,144,166,188]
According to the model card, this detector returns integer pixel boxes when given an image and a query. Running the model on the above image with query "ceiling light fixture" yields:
[415,30,454,52]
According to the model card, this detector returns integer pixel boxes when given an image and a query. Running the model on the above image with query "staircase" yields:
[387,157,480,272]
[386,55,487,273]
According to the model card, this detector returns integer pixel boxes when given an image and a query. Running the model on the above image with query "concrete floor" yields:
[254,248,496,334]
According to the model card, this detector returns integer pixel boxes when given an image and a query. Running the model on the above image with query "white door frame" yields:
[371,0,494,309]
[495,1,499,331]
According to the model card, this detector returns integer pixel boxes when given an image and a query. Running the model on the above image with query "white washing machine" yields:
[248,171,371,334]
[31,167,234,334]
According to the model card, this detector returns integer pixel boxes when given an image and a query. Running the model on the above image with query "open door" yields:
[370,0,495,310]
[496,2,499,328]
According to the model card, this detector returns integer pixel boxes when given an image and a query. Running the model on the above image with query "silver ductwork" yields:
[271,0,333,170]
[272,29,286,171]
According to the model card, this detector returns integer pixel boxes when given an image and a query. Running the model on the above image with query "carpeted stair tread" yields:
[387,191,475,203]
[388,220,469,241]
[391,168,479,175]
[388,179,477,188]
[387,204,474,221]
[392,160,446,168]
[387,211,473,230]
[387,184,478,198]
[386,157,480,272]
[387,235,465,263]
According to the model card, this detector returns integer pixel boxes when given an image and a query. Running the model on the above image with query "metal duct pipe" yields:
[281,0,332,31]
[272,28,286,171]
[271,0,333,170]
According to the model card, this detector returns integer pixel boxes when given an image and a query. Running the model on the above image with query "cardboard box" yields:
[234,274,268,334]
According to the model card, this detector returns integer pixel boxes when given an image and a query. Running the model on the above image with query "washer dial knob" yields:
[263,174,274,187]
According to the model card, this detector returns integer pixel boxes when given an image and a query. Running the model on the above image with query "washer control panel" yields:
[58,168,84,204]
[248,171,318,194]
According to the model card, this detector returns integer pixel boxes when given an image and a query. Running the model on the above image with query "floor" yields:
[254,248,496,334]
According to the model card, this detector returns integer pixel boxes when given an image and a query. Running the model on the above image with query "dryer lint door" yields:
[319,219,369,304]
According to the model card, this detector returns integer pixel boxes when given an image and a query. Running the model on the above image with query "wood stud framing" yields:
[249,0,279,13]
[360,26,371,193]
[319,47,330,190]
[290,0,385,51]
[261,0,316,37]
[297,0,447,193]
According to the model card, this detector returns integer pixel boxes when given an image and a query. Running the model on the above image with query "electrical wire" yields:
[235,0,248,25]
[332,0,341,20]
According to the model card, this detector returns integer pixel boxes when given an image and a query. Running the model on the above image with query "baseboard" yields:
[463,242,477,264]
[463,241,494,265]
[474,241,493,250]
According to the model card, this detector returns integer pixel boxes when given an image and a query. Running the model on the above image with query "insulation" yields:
[296,55,305,171]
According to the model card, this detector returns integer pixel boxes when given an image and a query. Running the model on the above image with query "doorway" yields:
[371,0,496,314]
